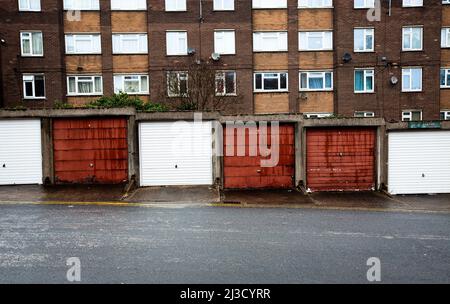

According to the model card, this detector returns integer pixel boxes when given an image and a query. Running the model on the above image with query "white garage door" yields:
[139,121,213,186]
[0,119,43,185]
[388,131,450,195]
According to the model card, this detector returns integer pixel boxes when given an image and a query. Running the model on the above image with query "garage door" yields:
[53,118,128,184]
[0,119,42,185]
[306,127,377,192]
[388,131,450,195]
[223,124,295,189]
[139,121,213,186]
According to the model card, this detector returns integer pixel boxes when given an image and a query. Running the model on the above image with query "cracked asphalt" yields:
[0,204,449,284]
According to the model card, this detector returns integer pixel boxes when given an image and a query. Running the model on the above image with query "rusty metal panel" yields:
[53,118,128,184]
[306,127,376,192]
[224,124,295,189]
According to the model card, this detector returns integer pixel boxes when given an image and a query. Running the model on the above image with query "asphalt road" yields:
[0,204,449,284]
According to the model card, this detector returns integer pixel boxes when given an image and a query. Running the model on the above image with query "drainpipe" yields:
[0,37,6,108]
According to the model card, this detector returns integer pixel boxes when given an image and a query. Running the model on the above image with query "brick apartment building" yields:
[0,0,449,121]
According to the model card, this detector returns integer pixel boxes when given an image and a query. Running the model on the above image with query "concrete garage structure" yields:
[0,119,43,185]
[388,130,450,195]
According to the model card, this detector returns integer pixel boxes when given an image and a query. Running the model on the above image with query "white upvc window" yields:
[167,71,188,97]
[63,0,100,10]
[354,28,374,52]
[304,113,333,118]
[214,30,236,55]
[441,28,450,48]
[20,32,43,56]
[114,75,149,95]
[402,110,422,121]
[253,32,288,52]
[444,0,450,5]
[403,0,423,7]
[441,111,450,120]
[23,74,45,99]
[354,111,375,118]
[166,31,188,56]
[354,69,374,93]
[299,71,333,91]
[165,0,186,11]
[65,34,101,54]
[214,0,234,10]
[67,75,103,96]
[298,0,332,8]
[402,26,423,51]
[18,0,41,11]
[402,67,422,92]
[112,34,148,54]
[111,0,147,10]
[252,0,287,9]
[216,71,237,96]
[299,31,333,51]
[440,68,450,88]
[254,72,288,92]
[354,0,374,8]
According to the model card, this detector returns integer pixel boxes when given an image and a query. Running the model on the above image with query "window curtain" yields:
[32,33,43,55]
[309,77,323,89]
[355,71,364,91]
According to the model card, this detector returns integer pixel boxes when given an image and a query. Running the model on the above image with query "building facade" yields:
[0,0,448,121]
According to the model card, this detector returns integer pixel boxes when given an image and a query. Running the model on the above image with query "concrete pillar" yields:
[127,116,139,186]
[41,118,54,184]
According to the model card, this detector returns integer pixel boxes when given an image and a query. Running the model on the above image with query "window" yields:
[441,28,450,48]
[402,27,423,51]
[299,71,333,91]
[65,34,101,54]
[20,32,43,56]
[112,34,148,54]
[354,69,374,93]
[298,0,332,8]
[167,72,188,97]
[252,0,287,9]
[214,0,234,10]
[114,75,149,94]
[165,0,186,11]
[444,0,450,4]
[18,0,41,11]
[253,32,288,52]
[402,110,422,121]
[304,113,333,118]
[441,111,450,120]
[354,28,374,52]
[403,0,423,7]
[299,31,333,51]
[216,71,236,96]
[441,68,450,88]
[111,0,146,10]
[354,0,374,9]
[214,31,235,55]
[354,111,375,118]
[402,68,422,92]
[63,0,100,10]
[254,72,288,92]
[166,31,188,55]
[23,75,45,99]
[67,76,103,96]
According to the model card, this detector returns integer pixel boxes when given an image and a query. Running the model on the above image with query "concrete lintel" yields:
[136,111,221,121]
[219,114,303,123]
[0,108,136,119]
[303,118,385,127]
[387,121,450,130]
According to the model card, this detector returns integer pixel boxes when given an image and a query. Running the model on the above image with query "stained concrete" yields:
[222,189,313,206]
[124,186,220,204]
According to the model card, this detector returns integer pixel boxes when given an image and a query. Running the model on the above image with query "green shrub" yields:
[53,101,74,109]
[86,93,168,112]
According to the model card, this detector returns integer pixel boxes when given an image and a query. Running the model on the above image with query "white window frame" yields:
[252,0,287,9]
[167,71,188,97]
[402,26,423,51]
[441,110,450,120]
[110,0,147,10]
[402,67,422,92]
[20,31,44,57]
[18,0,41,11]
[441,68,450,88]
[253,32,288,52]
[165,0,186,11]
[354,0,375,9]
[441,28,450,48]
[299,71,333,91]
[215,71,237,96]
[299,31,333,51]
[67,75,103,96]
[298,0,333,8]
[304,113,333,118]
[22,74,45,99]
[112,34,148,54]
[354,111,375,118]
[166,31,188,56]
[354,69,375,93]
[402,110,423,121]
[403,0,423,7]
[214,30,236,55]
[214,0,234,11]
[254,72,288,93]
[63,0,100,10]
[354,28,374,52]
[113,74,149,95]
[65,34,101,54]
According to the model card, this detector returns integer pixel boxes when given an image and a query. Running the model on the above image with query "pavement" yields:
[0,204,448,283]
[0,185,449,213]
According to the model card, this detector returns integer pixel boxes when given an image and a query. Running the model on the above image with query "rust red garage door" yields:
[306,127,376,192]
[53,118,128,184]
[224,124,295,189]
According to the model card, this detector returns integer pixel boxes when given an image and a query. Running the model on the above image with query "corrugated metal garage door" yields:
[223,124,295,189]
[388,131,450,195]
[53,118,128,184]
[0,119,43,185]
[139,121,213,186]
[306,127,376,192]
